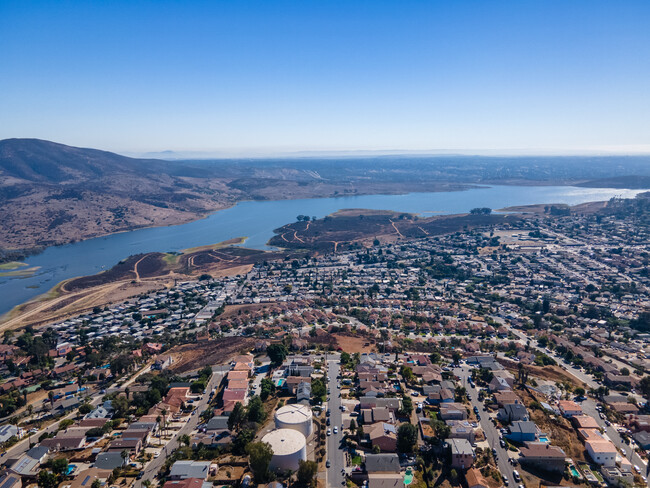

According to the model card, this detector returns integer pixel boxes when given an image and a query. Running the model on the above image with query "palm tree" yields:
[161,409,167,436]
[121,449,130,467]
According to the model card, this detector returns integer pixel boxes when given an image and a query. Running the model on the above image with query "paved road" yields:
[326,359,345,488]
[134,368,225,488]
[580,398,647,476]
[2,389,103,461]
[455,365,516,484]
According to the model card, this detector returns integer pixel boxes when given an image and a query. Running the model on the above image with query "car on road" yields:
[500,439,506,448]
[326,418,331,426]
[333,427,338,434]
[327,429,332,436]
[502,475,508,486]
[137,473,144,480]
[513,470,520,482]
[326,460,331,468]
[326,409,331,416]
[492,448,498,457]
[634,465,641,474]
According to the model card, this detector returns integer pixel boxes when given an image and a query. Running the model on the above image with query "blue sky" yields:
[1,0,649,155]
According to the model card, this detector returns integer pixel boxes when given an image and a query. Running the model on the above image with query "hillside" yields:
[2,138,650,257]
[0,139,239,254]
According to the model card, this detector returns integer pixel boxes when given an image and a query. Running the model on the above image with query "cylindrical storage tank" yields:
[274,404,313,437]
[261,429,307,472]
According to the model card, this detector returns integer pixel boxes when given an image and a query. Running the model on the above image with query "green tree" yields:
[267,343,288,366]
[296,459,318,487]
[260,378,276,401]
[397,423,418,453]
[228,402,246,431]
[247,396,266,423]
[400,395,413,417]
[232,428,255,455]
[78,403,93,415]
[38,471,59,488]
[246,442,274,483]
[50,458,69,476]
[311,377,326,403]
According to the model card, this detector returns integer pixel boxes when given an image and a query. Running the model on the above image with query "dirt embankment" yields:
[166,337,256,374]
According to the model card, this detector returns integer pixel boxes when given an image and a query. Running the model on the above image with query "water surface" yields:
[1,185,644,316]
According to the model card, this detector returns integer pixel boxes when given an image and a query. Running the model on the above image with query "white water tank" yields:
[274,404,313,437]
[261,429,307,471]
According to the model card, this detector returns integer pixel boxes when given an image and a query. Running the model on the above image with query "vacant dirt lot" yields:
[167,337,256,373]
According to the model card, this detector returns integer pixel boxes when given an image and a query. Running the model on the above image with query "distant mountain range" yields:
[1,138,649,257]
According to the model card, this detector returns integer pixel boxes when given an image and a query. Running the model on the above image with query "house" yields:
[8,450,43,478]
[369,423,398,452]
[465,468,489,488]
[40,435,85,451]
[0,474,21,488]
[493,391,521,407]
[162,479,212,488]
[0,424,20,443]
[67,468,112,488]
[152,355,173,370]
[632,431,650,450]
[95,452,127,470]
[488,376,513,393]
[497,403,528,423]
[558,400,583,418]
[206,416,230,433]
[439,403,467,421]
[365,474,404,488]
[359,397,401,412]
[296,382,311,403]
[518,443,566,472]
[447,420,476,443]
[572,415,600,430]
[601,466,635,487]
[506,421,538,443]
[169,461,213,480]
[449,438,474,469]
[585,439,617,466]
[107,438,142,456]
[365,453,400,473]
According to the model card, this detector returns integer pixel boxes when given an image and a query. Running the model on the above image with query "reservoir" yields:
[0,185,645,316]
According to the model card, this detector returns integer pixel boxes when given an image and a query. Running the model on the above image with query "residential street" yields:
[455,365,516,484]
[326,358,345,488]
[134,368,225,488]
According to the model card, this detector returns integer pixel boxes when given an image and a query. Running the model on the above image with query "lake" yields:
[0,185,645,316]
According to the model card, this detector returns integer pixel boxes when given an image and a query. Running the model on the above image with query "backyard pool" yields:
[538,435,549,442]
[404,468,414,485]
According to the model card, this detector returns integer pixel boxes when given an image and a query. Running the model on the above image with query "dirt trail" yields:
[390,220,404,237]
[293,231,305,243]
[133,255,147,281]
[417,226,429,236]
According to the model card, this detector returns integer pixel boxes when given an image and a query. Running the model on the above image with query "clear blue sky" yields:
[1,0,649,155]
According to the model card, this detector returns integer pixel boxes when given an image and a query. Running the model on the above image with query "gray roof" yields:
[365,454,400,473]
[448,438,473,455]
[509,421,538,435]
[0,474,21,488]
[95,452,126,470]
[170,461,211,480]
[206,416,229,431]
[26,446,49,460]
[0,425,19,443]
[9,455,40,476]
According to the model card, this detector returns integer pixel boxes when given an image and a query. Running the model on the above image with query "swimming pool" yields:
[538,435,549,442]
[66,464,77,475]
[404,468,414,485]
